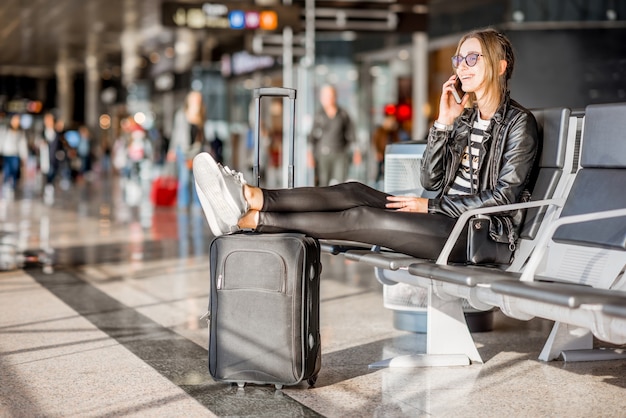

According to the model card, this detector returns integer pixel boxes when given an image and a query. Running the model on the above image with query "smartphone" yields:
[452,77,464,104]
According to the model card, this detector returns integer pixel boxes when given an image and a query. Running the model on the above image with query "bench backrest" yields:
[543,102,626,288]
[507,108,583,272]
[553,103,626,250]
[520,108,577,240]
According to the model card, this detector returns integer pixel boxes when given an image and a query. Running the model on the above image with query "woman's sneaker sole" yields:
[192,153,242,236]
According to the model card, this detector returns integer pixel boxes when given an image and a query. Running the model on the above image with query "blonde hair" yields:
[455,28,515,110]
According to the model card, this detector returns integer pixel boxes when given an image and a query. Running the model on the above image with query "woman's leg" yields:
[261,181,390,212]
[176,148,190,208]
[5,156,20,188]
[316,154,331,186]
[190,167,201,208]
[256,205,467,261]
[330,152,349,185]
[2,157,11,185]
[193,151,445,248]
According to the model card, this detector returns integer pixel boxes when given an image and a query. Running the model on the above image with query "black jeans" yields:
[257,182,467,261]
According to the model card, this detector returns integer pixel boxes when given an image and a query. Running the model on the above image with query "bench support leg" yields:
[539,322,592,361]
[540,322,626,362]
[369,284,483,368]
[426,285,483,364]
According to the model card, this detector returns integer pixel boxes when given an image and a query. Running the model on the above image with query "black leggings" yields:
[257,182,468,261]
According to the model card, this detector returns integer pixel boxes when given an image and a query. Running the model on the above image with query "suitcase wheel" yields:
[236,382,245,389]
[274,384,284,390]
[307,374,318,387]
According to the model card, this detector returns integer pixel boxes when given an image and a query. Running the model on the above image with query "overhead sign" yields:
[311,0,428,33]
[221,51,276,77]
[162,2,301,32]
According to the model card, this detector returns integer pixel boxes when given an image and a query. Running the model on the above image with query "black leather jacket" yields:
[421,94,539,246]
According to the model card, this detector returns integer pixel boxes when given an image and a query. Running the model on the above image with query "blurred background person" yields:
[54,119,72,191]
[37,111,55,187]
[126,122,153,180]
[62,127,82,185]
[0,112,7,177]
[398,119,413,142]
[0,114,29,198]
[122,122,153,206]
[77,124,92,181]
[167,90,206,209]
[98,130,112,176]
[112,116,130,177]
[307,84,356,186]
[372,114,400,185]
[41,114,67,203]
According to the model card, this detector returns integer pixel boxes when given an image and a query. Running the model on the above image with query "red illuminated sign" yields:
[383,103,412,122]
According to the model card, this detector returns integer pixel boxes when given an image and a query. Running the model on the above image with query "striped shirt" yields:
[447,116,490,195]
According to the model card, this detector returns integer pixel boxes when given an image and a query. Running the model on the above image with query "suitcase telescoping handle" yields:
[253,87,297,188]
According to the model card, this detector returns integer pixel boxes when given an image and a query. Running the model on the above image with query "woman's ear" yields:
[499,60,508,76]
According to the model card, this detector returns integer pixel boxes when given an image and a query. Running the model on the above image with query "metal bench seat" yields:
[602,302,626,319]
[409,103,626,362]
[321,106,586,366]
[408,262,519,287]
[490,280,626,309]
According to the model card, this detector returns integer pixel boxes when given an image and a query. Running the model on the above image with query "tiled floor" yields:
[1,174,625,417]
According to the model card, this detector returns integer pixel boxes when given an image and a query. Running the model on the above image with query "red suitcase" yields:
[150,175,178,206]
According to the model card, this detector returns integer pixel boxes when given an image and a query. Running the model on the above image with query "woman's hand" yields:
[386,195,429,213]
[437,75,469,126]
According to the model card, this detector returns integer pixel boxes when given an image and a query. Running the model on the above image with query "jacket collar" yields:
[493,91,511,125]
[459,91,511,126]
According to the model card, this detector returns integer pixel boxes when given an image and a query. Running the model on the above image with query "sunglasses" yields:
[451,53,483,68]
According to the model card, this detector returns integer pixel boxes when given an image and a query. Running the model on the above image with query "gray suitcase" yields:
[207,87,322,389]
[208,232,321,388]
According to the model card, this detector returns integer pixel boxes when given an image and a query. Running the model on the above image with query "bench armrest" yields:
[436,198,566,265]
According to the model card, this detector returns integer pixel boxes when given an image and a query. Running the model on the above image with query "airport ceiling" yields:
[0,0,273,78]
[0,0,154,77]
[0,0,485,79]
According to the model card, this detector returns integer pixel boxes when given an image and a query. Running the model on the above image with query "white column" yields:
[55,48,74,126]
[295,0,316,186]
[85,3,103,129]
[85,55,100,129]
[121,29,141,88]
[121,0,141,88]
[412,32,428,140]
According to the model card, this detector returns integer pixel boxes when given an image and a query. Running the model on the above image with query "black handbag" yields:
[466,216,514,265]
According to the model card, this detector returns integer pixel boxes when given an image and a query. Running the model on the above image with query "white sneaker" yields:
[192,153,248,236]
